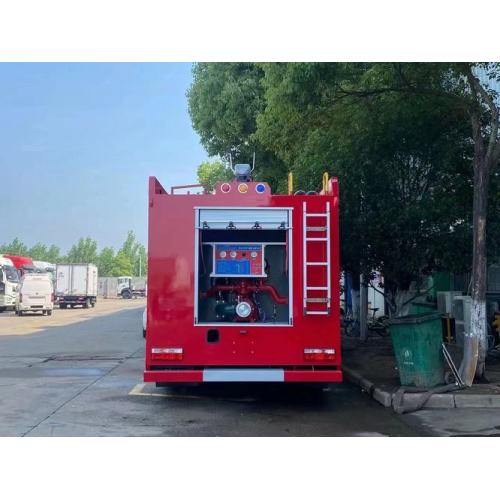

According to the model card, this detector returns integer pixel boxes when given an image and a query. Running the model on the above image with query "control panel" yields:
[211,244,266,277]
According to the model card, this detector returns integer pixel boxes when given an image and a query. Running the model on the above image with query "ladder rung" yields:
[305,311,330,315]
[306,286,329,290]
[306,213,327,217]
[306,262,328,266]
[306,226,327,231]
[305,298,330,303]
[305,237,328,241]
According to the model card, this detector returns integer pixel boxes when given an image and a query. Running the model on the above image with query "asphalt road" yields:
[0,306,433,436]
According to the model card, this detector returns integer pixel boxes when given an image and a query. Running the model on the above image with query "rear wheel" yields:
[18,310,23,316]
[84,298,91,309]
[43,310,47,316]
[47,310,52,316]
[60,303,67,309]
[121,289,132,299]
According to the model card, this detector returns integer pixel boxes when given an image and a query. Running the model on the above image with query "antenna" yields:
[252,152,256,172]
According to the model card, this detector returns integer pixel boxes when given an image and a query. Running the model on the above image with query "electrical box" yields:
[211,244,266,277]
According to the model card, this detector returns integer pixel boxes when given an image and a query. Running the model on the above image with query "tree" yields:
[66,237,98,264]
[254,63,473,311]
[188,63,288,192]
[46,245,62,263]
[457,64,500,381]
[197,160,232,192]
[110,251,134,277]
[28,243,49,261]
[134,245,147,277]
[98,246,115,276]
[0,237,29,256]
[254,62,500,382]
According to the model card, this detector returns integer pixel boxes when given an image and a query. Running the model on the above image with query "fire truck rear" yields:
[144,164,342,383]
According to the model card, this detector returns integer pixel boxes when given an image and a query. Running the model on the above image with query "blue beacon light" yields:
[255,183,266,193]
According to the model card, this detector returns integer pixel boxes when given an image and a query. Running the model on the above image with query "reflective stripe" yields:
[203,369,285,382]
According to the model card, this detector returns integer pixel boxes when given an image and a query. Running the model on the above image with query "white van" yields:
[16,274,54,316]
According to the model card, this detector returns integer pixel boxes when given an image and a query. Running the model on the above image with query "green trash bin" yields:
[389,312,444,388]
[409,301,437,315]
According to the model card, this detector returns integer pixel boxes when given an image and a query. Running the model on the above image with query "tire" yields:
[43,310,47,316]
[91,301,96,308]
[47,310,52,316]
[84,298,90,309]
[122,289,132,300]
[18,310,23,316]
[60,303,67,309]
[15,310,20,316]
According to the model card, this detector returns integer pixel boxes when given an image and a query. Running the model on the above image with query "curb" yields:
[343,365,500,410]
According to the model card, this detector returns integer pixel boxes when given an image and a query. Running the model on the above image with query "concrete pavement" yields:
[0,306,429,437]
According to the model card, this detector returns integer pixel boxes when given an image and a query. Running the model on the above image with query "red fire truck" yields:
[144,164,342,383]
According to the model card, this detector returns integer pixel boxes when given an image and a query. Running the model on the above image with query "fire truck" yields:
[144,164,342,384]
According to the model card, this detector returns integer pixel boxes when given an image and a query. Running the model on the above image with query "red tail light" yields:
[151,348,183,361]
[304,348,336,361]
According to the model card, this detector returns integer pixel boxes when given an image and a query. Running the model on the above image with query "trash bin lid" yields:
[389,312,442,325]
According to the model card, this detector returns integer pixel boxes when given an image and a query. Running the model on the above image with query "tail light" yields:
[304,348,336,361]
[151,347,183,361]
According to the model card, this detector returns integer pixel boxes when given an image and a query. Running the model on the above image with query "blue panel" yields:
[215,259,250,275]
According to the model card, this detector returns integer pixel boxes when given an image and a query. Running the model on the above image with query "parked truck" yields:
[144,165,342,385]
[117,276,147,299]
[2,254,35,275]
[0,256,20,312]
[56,263,98,309]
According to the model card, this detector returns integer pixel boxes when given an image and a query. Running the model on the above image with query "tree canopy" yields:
[188,62,500,311]
[0,231,147,277]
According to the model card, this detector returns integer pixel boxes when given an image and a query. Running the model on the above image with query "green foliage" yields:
[118,230,147,277]
[110,251,134,277]
[98,247,115,276]
[197,160,232,192]
[66,237,98,264]
[0,237,29,256]
[188,63,288,192]
[188,62,495,305]
[1,232,147,278]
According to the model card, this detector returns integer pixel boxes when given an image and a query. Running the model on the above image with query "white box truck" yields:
[56,263,98,309]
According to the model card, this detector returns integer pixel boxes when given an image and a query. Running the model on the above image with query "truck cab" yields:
[0,256,20,312]
[117,277,133,297]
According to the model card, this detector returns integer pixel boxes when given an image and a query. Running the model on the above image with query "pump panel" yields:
[211,244,265,277]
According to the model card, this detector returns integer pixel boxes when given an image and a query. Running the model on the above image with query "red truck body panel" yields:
[144,176,342,383]
[3,255,34,271]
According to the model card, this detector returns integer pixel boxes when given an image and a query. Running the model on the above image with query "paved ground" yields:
[0,298,146,335]
[0,304,428,437]
[0,305,498,436]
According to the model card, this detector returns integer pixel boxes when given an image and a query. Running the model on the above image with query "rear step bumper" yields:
[144,368,342,383]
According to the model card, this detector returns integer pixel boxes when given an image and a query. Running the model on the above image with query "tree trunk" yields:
[359,274,368,340]
[471,156,490,380]
[459,155,490,384]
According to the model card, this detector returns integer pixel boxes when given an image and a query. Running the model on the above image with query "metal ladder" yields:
[302,201,331,315]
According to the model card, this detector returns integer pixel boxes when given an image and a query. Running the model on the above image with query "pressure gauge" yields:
[230,251,237,258]
[219,251,227,258]
[251,251,257,258]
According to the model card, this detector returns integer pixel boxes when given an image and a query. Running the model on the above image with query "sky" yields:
[0,63,208,252]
